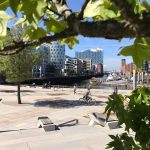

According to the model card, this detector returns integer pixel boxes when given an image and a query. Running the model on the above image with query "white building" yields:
[49,41,65,69]
[62,56,74,76]
[32,42,65,78]
[75,48,103,65]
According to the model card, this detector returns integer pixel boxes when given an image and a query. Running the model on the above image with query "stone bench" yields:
[37,116,56,132]
[88,113,119,129]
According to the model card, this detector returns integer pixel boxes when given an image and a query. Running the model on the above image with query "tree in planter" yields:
[104,86,150,149]
[0,48,41,104]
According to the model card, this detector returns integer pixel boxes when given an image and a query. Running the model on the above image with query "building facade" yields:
[62,55,74,76]
[33,42,65,78]
[121,59,135,74]
[120,59,150,74]
[49,41,65,69]
[75,48,103,65]
[96,64,103,74]
[142,61,150,72]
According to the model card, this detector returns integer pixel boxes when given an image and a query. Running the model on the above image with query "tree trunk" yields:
[17,83,21,104]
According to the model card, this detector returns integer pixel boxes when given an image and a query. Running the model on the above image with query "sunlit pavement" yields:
[0,85,131,150]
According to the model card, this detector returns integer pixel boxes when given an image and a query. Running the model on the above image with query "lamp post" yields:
[133,69,137,90]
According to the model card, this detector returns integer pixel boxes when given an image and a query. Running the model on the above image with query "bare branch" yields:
[78,0,90,20]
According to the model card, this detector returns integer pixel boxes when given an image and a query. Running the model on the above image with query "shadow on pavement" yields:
[0,90,35,93]
[2,101,33,106]
[34,99,106,108]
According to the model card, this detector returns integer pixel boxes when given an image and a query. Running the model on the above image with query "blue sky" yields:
[66,0,134,71]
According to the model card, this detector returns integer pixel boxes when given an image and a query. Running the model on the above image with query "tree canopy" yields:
[0,0,150,67]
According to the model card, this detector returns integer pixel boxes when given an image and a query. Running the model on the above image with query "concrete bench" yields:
[37,116,56,132]
[88,113,119,129]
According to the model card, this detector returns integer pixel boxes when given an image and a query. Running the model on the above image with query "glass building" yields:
[75,48,103,65]
[33,41,65,77]
[49,41,65,69]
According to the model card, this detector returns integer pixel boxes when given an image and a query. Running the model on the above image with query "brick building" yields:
[121,59,135,74]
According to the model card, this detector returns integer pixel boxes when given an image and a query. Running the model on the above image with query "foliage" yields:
[45,63,56,73]
[0,24,41,83]
[119,37,150,67]
[59,36,79,49]
[0,48,41,83]
[84,0,121,20]
[104,86,150,149]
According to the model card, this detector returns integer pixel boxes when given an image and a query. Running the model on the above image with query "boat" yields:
[106,75,115,81]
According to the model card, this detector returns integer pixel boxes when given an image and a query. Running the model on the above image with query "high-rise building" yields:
[121,59,126,74]
[121,59,135,74]
[75,48,103,65]
[33,42,65,77]
[49,41,65,69]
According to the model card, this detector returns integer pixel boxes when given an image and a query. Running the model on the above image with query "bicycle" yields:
[79,95,96,104]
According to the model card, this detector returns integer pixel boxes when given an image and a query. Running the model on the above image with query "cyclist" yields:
[83,89,91,102]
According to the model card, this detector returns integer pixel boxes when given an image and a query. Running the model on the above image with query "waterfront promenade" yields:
[0,85,131,150]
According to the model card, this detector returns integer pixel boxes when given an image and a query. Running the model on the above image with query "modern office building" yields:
[75,48,103,65]
[32,42,65,78]
[49,41,65,69]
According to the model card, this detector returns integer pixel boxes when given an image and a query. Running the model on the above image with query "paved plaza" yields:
[0,85,131,150]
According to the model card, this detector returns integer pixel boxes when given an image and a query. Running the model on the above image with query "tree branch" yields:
[0,20,138,55]
[0,28,77,54]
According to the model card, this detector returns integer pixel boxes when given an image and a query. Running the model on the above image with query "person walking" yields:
[74,84,77,94]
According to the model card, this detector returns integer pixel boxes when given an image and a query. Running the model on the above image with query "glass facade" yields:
[34,42,65,77]
[75,48,103,65]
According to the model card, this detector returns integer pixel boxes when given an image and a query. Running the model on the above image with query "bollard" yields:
[133,69,137,90]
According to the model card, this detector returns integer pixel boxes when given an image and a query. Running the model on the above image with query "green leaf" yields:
[44,17,67,33]
[84,0,103,18]
[35,0,47,17]
[15,17,26,25]
[0,11,13,37]
[24,26,46,40]
[119,38,150,68]
[142,0,150,11]
[9,0,20,14]
[128,0,143,14]
[84,0,120,20]
[136,93,142,104]
[59,36,79,49]
[0,0,9,10]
